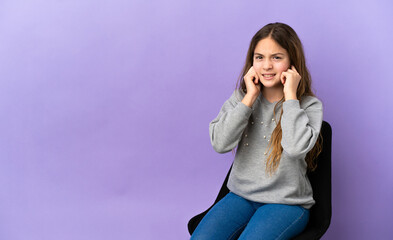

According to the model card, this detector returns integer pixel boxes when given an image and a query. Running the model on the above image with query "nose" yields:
[262,59,273,70]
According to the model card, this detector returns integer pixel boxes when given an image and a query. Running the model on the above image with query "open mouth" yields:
[262,74,276,79]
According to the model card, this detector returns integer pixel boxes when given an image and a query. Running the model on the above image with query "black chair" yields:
[188,121,332,239]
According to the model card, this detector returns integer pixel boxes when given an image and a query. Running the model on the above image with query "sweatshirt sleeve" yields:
[280,96,323,159]
[209,90,253,153]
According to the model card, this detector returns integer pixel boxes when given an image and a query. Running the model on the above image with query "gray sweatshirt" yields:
[209,89,323,209]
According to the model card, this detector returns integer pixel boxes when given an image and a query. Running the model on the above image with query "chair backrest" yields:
[292,120,332,239]
[189,121,332,239]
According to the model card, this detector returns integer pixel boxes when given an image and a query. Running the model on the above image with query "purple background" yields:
[0,0,392,239]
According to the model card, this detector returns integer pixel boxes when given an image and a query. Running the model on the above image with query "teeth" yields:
[264,74,275,77]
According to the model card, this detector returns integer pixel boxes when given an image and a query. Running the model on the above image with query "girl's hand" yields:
[281,65,301,100]
[243,66,261,97]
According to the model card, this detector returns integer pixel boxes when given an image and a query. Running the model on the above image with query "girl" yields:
[191,22,323,240]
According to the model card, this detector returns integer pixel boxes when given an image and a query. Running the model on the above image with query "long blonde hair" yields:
[233,22,322,174]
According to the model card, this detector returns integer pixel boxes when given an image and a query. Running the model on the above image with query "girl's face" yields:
[253,37,291,89]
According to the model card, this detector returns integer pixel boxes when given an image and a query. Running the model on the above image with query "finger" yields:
[250,66,256,74]
[246,67,254,79]
[254,73,259,84]
[251,69,258,81]
[291,65,298,73]
[255,72,262,80]
[281,72,287,84]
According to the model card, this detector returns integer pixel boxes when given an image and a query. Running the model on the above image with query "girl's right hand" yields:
[243,66,261,97]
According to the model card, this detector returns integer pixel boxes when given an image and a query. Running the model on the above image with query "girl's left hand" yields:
[281,65,301,100]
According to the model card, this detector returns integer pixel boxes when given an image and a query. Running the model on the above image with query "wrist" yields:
[242,94,258,108]
[284,91,297,101]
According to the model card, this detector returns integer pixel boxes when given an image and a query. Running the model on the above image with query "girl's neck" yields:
[262,86,284,103]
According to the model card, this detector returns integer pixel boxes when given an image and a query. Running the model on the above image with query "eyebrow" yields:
[254,52,285,56]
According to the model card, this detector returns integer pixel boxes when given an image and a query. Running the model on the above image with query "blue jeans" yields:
[191,192,309,240]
